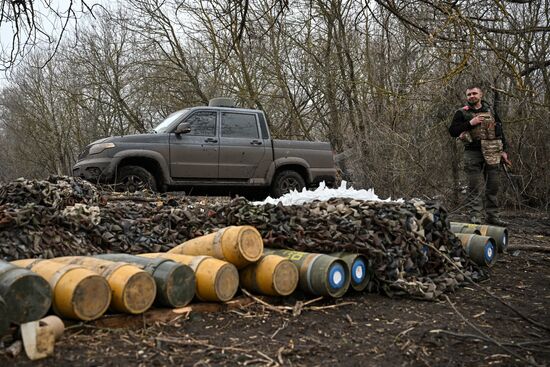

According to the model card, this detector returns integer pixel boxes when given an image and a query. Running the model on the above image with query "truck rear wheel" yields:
[116,165,157,192]
[271,170,305,198]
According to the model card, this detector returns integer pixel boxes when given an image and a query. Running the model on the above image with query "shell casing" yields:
[10,259,110,321]
[263,249,350,298]
[450,222,508,253]
[51,257,155,315]
[330,252,371,291]
[239,254,299,296]
[0,260,52,325]
[139,253,239,302]
[454,233,497,267]
[168,226,263,269]
[95,254,195,308]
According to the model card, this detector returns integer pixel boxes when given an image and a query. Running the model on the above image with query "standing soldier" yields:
[449,85,511,226]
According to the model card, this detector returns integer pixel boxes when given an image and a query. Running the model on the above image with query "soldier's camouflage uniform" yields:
[449,101,508,223]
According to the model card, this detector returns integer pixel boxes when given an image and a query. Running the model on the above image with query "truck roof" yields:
[189,105,263,114]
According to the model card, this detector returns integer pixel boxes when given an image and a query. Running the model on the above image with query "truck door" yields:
[218,111,267,179]
[169,110,219,179]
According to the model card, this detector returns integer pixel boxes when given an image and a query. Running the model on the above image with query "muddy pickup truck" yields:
[73,98,336,197]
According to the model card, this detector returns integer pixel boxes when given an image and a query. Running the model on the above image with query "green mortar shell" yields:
[0,260,52,324]
[454,233,497,267]
[450,222,508,253]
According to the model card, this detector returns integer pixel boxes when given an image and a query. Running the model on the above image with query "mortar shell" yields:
[0,260,51,325]
[450,222,508,253]
[139,253,239,302]
[330,253,370,292]
[51,257,155,314]
[11,259,110,321]
[95,254,195,308]
[263,249,350,298]
[168,226,263,269]
[239,255,299,296]
[454,233,497,267]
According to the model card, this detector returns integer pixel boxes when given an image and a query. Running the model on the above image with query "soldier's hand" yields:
[469,116,483,126]
[502,152,512,166]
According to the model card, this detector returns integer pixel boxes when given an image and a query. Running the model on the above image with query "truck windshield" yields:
[153,109,189,133]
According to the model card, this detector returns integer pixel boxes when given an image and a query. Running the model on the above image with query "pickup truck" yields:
[73,98,337,197]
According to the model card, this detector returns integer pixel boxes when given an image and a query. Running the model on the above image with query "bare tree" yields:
[0,0,102,70]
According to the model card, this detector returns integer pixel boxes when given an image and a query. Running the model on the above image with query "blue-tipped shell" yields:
[484,241,495,263]
[351,258,366,285]
[328,262,346,289]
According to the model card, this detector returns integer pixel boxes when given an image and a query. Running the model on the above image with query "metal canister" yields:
[168,226,263,269]
[51,256,156,314]
[454,233,497,267]
[95,254,195,308]
[263,249,350,298]
[139,253,239,302]
[450,222,508,253]
[330,252,371,291]
[11,259,110,321]
[239,255,299,297]
[0,260,52,325]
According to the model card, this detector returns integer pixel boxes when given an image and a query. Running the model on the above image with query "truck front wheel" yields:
[271,170,305,197]
[116,165,157,192]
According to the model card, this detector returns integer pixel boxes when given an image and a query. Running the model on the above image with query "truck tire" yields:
[116,165,157,192]
[271,170,305,198]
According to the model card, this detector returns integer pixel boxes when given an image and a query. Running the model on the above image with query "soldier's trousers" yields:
[464,149,501,219]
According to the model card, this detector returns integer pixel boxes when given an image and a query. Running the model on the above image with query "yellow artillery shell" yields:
[168,226,263,269]
[11,259,110,321]
[51,257,156,314]
[239,254,299,297]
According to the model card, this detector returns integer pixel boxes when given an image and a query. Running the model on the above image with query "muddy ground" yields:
[2,210,549,366]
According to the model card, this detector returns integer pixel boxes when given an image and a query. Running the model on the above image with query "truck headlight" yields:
[89,142,116,155]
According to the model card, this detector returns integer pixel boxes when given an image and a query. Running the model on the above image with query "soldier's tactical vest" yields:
[463,109,503,165]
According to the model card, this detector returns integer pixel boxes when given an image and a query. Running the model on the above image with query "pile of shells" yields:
[0,176,484,300]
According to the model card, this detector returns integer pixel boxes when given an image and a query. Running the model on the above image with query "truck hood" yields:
[93,133,168,144]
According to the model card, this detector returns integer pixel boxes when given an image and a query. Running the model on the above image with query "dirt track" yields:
[2,210,549,366]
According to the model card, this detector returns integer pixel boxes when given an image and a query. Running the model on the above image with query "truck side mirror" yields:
[175,122,191,134]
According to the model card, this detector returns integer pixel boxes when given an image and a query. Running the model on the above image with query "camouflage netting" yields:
[0,176,485,300]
